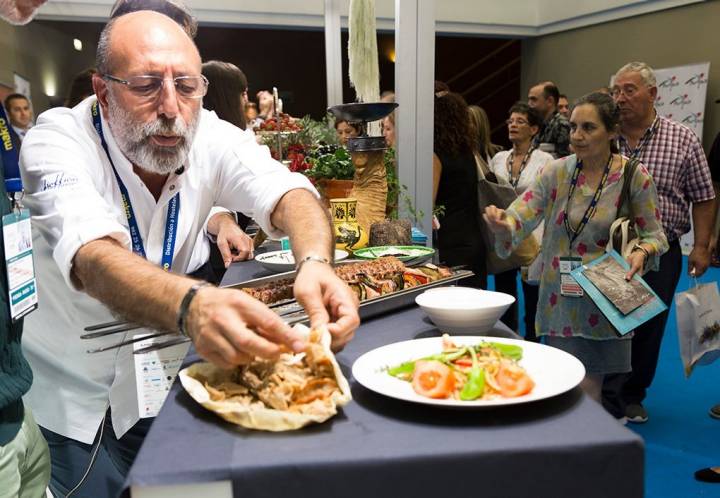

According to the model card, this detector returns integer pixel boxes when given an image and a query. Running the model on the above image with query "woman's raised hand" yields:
[483,205,511,235]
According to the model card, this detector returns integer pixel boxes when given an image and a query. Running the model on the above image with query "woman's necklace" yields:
[506,144,535,189]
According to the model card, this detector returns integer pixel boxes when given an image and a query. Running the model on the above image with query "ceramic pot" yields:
[330,197,368,251]
[318,179,354,207]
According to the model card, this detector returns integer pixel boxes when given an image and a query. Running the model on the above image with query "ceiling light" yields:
[73,38,82,51]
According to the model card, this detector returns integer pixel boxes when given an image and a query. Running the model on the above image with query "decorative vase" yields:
[318,179,355,207]
[330,197,368,252]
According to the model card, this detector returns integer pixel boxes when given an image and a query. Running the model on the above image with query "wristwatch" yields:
[631,243,650,264]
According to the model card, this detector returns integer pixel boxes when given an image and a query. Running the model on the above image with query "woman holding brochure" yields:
[484,92,668,404]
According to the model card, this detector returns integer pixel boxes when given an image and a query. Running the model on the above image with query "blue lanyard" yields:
[0,105,23,193]
[91,101,180,270]
[563,154,613,247]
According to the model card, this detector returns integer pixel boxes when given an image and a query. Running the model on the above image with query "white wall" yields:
[37,0,705,36]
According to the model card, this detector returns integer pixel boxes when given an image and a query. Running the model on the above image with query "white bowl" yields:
[415,287,515,334]
[256,249,349,273]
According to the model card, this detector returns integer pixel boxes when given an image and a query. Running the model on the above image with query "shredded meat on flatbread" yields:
[203,332,340,413]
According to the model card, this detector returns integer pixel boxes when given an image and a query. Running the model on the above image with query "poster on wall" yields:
[654,62,709,138]
[13,73,31,99]
[653,62,711,255]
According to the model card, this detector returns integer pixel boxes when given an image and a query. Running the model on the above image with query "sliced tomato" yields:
[495,364,535,398]
[452,358,473,368]
[411,360,456,399]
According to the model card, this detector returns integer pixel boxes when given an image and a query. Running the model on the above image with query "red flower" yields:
[515,218,522,230]
[576,243,587,256]
[588,314,599,327]
[552,257,560,270]
[596,238,608,247]
[635,216,647,229]
[562,326,573,337]
[556,211,565,225]
[577,175,586,187]
[550,188,557,201]
[550,292,558,307]
[523,190,534,202]
[643,179,650,190]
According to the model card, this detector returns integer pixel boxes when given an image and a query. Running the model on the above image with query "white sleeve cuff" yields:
[53,222,131,291]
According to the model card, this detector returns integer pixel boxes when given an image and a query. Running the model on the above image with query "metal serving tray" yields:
[221,268,475,323]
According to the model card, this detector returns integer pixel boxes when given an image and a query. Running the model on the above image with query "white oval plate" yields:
[256,249,349,273]
[351,336,585,408]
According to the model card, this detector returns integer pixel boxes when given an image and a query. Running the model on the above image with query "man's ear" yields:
[93,74,109,111]
[648,85,658,102]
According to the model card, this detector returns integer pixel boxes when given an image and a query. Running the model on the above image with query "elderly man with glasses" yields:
[19,11,359,498]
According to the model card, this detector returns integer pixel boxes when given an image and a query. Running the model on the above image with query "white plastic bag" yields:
[675,282,720,377]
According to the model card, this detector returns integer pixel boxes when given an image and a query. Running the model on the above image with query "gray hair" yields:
[613,61,657,88]
[95,17,119,75]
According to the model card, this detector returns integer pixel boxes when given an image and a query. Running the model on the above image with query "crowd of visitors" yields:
[0,0,719,493]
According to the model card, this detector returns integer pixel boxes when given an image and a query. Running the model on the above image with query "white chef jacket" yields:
[19,97,316,443]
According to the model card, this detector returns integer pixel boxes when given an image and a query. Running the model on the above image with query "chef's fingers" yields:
[234,293,306,353]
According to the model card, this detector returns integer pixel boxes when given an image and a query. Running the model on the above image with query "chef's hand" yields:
[483,205,512,235]
[186,286,306,369]
[293,261,359,351]
[210,212,254,267]
[688,245,711,278]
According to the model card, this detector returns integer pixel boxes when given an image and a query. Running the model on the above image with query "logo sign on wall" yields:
[654,62,710,139]
[654,62,710,255]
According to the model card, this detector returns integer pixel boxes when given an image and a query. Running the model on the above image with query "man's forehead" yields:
[109,12,200,74]
[614,71,643,86]
[9,98,29,108]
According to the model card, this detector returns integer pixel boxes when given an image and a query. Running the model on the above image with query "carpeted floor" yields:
[491,259,720,497]
[628,261,720,497]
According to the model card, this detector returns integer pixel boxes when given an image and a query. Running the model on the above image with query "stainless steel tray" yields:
[221,268,475,323]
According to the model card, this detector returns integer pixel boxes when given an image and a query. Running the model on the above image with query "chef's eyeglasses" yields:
[102,74,209,100]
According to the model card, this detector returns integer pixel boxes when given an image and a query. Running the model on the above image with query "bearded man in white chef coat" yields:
[19,10,359,498]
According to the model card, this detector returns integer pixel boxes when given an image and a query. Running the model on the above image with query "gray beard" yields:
[106,93,199,175]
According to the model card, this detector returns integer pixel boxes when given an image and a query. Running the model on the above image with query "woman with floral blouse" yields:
[484,92,668,402]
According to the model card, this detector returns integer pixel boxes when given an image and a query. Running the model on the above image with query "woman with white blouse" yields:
[489,102,553,339]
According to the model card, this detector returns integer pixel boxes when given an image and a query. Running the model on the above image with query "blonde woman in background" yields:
[382,111,396,148]
[468,105,502,169]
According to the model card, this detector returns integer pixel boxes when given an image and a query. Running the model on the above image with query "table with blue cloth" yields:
[123,259,644,498]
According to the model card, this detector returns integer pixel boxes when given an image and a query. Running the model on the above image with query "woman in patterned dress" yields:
[483,92,668,401]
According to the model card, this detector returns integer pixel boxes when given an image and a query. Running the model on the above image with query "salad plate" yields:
[352,245,435,263]
[256,249,348,273]
[351,336,585,408]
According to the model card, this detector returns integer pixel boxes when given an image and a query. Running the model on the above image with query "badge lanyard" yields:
[563,154,613,249]
[91,101,179,270]
[0,105,23,194]
[621,116,659,161]
[506,145,535,189]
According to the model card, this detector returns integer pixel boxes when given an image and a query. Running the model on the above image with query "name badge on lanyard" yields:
[2,209,38,320]
[91,101,180,271]
[559,256,584,297]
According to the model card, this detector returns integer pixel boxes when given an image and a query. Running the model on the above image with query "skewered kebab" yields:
[241,256,452,304]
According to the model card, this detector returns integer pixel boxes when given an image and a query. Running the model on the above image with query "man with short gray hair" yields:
[20,10,359,497]
[603,61,716,424]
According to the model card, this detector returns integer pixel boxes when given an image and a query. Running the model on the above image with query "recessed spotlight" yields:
[73,38,82,51]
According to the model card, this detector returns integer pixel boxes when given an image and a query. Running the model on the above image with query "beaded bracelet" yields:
[295,255,331,272]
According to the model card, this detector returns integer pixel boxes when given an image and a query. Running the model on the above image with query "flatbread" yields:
[178,325,352,431]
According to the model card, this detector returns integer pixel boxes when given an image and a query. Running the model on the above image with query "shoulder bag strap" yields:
[617,157,639,217]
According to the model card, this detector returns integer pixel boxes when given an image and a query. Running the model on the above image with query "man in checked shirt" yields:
[603,61,716,424]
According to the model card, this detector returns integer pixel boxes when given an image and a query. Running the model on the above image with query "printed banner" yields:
[654,62,711,255]
[654,62,710,139]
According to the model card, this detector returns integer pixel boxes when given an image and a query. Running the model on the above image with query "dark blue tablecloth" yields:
[123,260,644,498]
